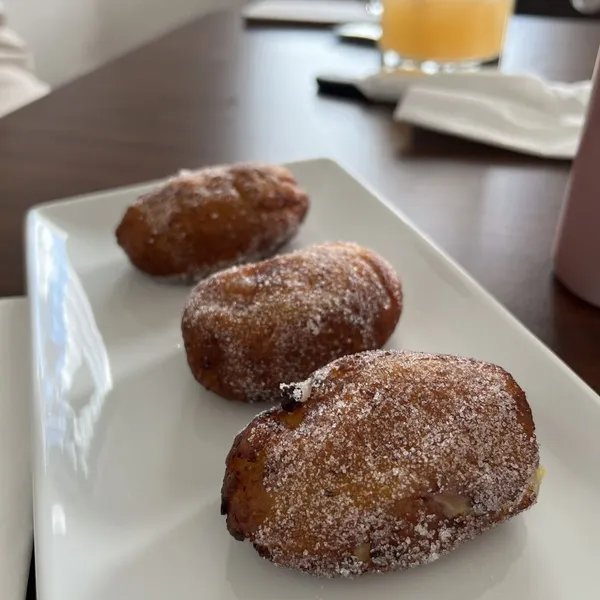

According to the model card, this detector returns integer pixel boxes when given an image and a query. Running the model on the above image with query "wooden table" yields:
[2,9,599,599]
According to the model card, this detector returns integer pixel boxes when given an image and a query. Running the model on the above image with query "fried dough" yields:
[221,350,541,577]
[181,242,402,402]
[116,163,309,281]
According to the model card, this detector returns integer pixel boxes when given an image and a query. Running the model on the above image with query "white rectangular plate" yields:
[28,158,599,600]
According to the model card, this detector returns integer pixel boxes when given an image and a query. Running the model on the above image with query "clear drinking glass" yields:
[379,0,515,72]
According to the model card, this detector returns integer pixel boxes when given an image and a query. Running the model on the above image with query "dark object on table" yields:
[316,74,371,101]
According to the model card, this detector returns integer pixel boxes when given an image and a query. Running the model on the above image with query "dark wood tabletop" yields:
[2,11,600,596]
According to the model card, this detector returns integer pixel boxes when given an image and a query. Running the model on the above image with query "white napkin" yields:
[0,297,32,600]
[319,69,591,159]
[242,0,378,24]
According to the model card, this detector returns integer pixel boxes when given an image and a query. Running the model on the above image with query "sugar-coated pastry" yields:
[221,350,541,577]
[116,163,309,281]
[181,242,403,402]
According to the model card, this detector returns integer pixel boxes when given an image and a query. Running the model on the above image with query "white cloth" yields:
[0,297,32,600]
[318,69,591,159]
[0,3,49,117]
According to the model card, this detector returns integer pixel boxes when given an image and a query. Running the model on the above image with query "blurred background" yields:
[2,0,598,88]
[2,0,244,86]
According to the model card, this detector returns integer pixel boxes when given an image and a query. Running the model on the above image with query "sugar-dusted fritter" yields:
[221,350,541,577]
[116,163,309,281]
[182,242,402,402]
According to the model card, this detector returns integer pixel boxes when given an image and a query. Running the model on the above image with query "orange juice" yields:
[380,0,514,65]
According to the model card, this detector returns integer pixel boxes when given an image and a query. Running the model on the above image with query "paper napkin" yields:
[317,69,591,159]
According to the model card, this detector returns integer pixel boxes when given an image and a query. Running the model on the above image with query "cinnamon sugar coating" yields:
[116,163,309,281]
[221,350,540,577]
[182,242,403,402]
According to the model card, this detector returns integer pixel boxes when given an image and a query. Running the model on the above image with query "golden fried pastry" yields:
[115,163,309,281]
[221,350,541,577]
[181,242,402,403]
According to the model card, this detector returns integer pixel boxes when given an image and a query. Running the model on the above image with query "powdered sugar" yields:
[182,242,403,402]
[281,378,313,405]
[227,350,539,577]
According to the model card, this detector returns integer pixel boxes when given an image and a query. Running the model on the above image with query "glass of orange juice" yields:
[380,0,514,72]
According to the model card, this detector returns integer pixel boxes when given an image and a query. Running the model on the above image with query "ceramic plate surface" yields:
[27,158,599,600]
